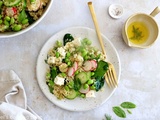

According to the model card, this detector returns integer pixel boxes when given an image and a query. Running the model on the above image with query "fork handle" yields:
[88,2,107,57]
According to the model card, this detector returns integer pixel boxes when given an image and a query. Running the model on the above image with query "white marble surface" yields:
[0,0,160,120]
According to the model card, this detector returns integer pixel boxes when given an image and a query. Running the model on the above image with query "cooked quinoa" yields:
[0,0,49,32]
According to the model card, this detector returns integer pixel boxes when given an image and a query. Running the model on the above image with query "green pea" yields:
[10,17,15,25]
[67,61,71,66]
[83,84,89,89]
[68,81,74,88]
[5,16,10,21]
[46,73,51,79]
[61,72,66,77]
[90,85,95,90]
[64,85,69,91]
[48,80,54,87]
[55,52,60,58]
[52,66,57,70]
[65,58,69,63]
[0,15,2,19]
[87,79,94,85]
[84,55,89,60]
[13,24,22,31]
[74,70,79,75]
[86,40,92,45]
[4,20,9,26]
[80,94,85,98]
[90,54,95,59]
[21,19,28,24]
[56,40,62,47]
[91,72,95,76]
[81,49,88,57]
[66,52,71,57]
[0,20,2,24]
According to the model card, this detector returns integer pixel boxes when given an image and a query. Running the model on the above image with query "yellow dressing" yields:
[127,22,149,44]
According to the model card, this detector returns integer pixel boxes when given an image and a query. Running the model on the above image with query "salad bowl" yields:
[0,0,53,38]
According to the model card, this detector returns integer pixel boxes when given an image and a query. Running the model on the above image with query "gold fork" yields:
[88,2,118,88]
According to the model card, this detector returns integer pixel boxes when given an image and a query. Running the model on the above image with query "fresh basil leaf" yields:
[18,10,27,23]
[93,60,109,77]
[50,67,57,81]
[94,76,104,91]
[113,106,126,118]
[63,33,74,45]
[120,102,136,109]
[74,78,81,91]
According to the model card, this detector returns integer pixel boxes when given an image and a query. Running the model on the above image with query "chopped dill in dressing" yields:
[127,22,149,44]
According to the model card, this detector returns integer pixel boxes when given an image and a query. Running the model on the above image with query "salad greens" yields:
[45,33,108,100]
[0,0,49,32]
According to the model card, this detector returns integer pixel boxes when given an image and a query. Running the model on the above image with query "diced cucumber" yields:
[76,72,88,84]
[64,89,78,100]
[4,0,21,7]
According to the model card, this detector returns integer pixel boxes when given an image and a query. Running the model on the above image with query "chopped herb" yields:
[130,25,143,40]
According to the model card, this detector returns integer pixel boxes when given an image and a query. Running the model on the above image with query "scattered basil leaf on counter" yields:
[105,114,113,120]
[120,102,136,109]
[121,102,136,109]
[112,106,126,118]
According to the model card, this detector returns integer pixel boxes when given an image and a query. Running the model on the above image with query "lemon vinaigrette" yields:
[127,22,149,44]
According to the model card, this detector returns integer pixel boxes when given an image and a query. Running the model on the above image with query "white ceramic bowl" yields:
[122,6,160,48]
[122,13,159,48]
[0,0,53,38]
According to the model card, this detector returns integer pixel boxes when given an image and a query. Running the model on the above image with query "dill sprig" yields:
[130,25,143,40]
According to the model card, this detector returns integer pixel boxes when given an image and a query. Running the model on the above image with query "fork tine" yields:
[109,70,117,87]
[110,64,118,86]
[105,74,111,88]
[106,70,115,88]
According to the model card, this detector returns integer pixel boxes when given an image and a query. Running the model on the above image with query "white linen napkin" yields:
[0,70,42,120]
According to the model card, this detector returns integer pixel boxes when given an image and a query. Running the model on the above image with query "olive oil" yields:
[127,22,149,44]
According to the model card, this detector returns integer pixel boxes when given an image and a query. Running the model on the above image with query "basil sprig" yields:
[112,101,136,118]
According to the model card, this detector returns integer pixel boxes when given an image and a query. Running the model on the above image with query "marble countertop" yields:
[0,0,160,120]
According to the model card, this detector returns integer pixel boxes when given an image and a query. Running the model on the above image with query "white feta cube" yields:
[57,47,66,58]
[54,76,65,86]
[47,57,56,64]
[72,37,81,46]
[86,90,96,98]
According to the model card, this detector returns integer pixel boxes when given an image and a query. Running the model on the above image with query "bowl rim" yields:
[0,0,53,38]
[124,13,159,48]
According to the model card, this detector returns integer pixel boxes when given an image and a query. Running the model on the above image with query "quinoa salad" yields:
[45,33,109,100]
[0,0,49,32]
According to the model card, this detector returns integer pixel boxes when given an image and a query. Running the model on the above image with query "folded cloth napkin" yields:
[0,70,42,120]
